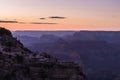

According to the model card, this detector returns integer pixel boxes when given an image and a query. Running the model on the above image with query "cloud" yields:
[0,20,18,23]
[30,22,57,24]
[49,16,66,19]
[40,18,46,20]
[0,20,27,24]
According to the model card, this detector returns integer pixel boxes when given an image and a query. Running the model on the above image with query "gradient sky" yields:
[0,0,120,30]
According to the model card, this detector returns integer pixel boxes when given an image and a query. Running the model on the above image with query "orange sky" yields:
[0,0,120,31]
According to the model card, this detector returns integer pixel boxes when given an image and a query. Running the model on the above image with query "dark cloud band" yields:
[49,16,66,19]
[30,22,57,24]
[0,20,18,23]
[40,18,46,20]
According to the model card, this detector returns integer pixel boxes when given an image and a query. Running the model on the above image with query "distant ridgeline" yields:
[0,27,87,80]
[13,29,120,80]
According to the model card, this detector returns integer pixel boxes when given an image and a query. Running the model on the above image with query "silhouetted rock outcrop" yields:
[0,27,87,80]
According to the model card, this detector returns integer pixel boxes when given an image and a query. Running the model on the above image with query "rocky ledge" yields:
[0,27,87,80]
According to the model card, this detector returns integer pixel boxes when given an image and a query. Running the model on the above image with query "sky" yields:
[0,0,120,31]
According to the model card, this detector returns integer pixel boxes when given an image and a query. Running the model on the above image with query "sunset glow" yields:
[0,0,120,30]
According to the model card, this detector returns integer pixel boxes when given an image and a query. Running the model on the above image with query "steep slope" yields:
[0,27,87,80]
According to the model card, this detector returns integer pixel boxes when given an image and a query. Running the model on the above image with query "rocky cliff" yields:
[0,27,87,80]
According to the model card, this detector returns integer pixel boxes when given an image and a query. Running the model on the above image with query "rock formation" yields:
[0,27,87,80]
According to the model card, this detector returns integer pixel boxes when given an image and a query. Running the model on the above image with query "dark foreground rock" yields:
[0,27,87,80]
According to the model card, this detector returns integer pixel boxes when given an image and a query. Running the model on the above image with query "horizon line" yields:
[11,30,120,32]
